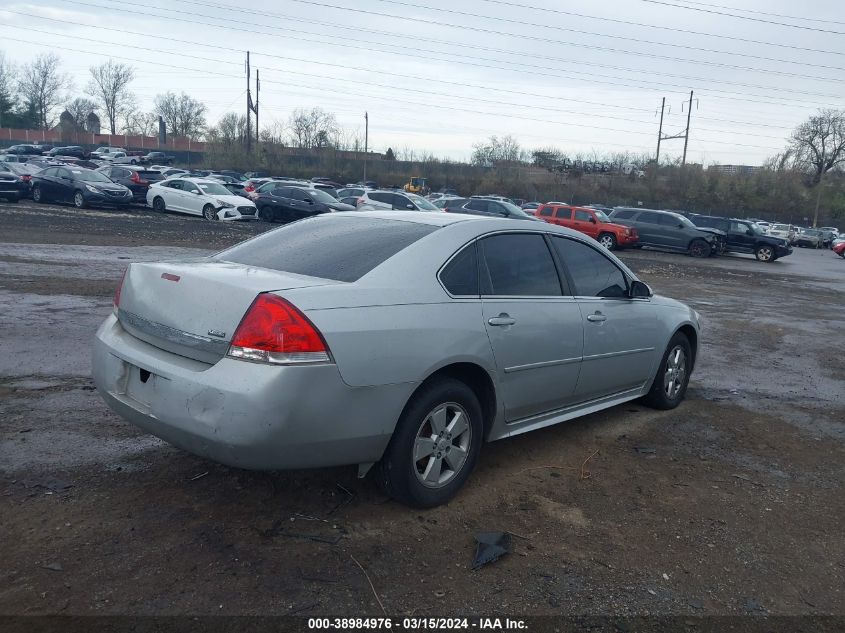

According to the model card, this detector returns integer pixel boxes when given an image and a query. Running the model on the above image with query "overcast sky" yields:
[1,0,843,164]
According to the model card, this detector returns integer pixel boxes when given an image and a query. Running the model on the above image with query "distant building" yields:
[85,112,101,134]
[709,164,762,175]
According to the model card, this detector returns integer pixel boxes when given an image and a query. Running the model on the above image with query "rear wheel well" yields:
[413,363,497,440]
[676,325,698,368]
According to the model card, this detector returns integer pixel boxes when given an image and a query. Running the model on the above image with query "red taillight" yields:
[245,183,256,192]
[130,172,148,185]
[356,197,364,206]
[227,294,331,364]
[113,268,127,314]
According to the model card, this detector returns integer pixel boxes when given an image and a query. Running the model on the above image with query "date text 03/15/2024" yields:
[307,618,528,630]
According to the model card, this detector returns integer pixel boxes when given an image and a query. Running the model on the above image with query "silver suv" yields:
[357,190,440,212]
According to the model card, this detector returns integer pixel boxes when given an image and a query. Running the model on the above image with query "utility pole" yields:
[655,97,665,166]
[254,69,260,147]
[363,111,369,183]
[682,90,693,166]
[245,51,251,153]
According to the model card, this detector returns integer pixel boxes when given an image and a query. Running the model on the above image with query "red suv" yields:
[535,204,638,250]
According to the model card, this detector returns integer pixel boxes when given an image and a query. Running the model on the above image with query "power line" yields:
[0,22,801,142]
[656,0,845,26]
[380,0,845,52]
[0,32,785,151]
[639,0,845,34]
[11,6,844,107]
[30,1,845,110]
[284,0,845,73]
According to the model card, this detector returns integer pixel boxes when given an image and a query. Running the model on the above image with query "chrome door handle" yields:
[587,312,607,323]
[488,314,516,327]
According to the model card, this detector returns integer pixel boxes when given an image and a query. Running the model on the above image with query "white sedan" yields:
[146,178,258,221]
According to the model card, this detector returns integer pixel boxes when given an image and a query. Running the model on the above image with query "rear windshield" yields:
[216,216,439,282]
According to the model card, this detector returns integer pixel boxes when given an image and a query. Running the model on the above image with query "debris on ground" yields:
[472,532,512,570]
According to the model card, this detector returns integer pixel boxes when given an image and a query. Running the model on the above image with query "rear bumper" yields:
[92,314,410,470]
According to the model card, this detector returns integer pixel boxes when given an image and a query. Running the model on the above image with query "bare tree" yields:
[209,112,247,144]
[0,52,16,126]
[86,60,135,134]
[287,107,338,149]
[154,91,207,139]
[785,108,845,226]
[123,111,159,136]
[17,53,71,129]
[64,97,98,128]
[471,135,521,167]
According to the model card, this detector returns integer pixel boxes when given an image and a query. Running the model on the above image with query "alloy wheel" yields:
[203,205,218,221]
[757,247,773,262]
[74,192,85,208]
[663,346,687,400]
[413,402,472,489]
[599,235,615,249]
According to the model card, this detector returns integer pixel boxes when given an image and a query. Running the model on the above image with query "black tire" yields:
[73,191,86,209]
[152,196,166,213]
[642,332,692,410]
[258,205,274,222]
[377,378,483,508]
[755,244,775,262]
[32,185,43,203]
[202,204,218,221]
[598,232,617,250]
[130,159,137,165]
[689,239,710,258]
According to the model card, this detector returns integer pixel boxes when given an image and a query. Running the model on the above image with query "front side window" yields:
[440,242,478,296]
[574,209,592,222]
[613,209,636,220]
[639,212,662,224]
[393,194,413,210]
[183,182,200,194]
[538,206,553,217]
[479,233,561,297]
[551,237,628,298]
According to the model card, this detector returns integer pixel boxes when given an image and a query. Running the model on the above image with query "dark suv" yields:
[688,214,792,262]
[609,207,721,257]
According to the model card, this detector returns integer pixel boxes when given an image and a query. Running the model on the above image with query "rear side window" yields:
[555,207,572,219]
[369,192,393,204]
[440,242,478,296]
[217,217,439,283]
[551,237,628,298]
[479,234,561,296]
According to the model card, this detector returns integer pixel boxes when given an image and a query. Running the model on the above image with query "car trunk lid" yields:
[118,260,337,364]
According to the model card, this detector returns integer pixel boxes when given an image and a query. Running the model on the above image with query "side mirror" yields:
[678,223,685,229]
[406,204,415,210]
[746,229,754,236]
[630,280,652,298]
[589,217,596,223]
[304,198,313,204]
[193,190,202,195]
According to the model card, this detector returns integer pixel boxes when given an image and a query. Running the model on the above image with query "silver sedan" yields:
[93,211,700,507]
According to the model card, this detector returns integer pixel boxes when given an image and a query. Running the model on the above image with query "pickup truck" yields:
[688,214,792,262]
[90,147,126,160]
[139,151,175,166]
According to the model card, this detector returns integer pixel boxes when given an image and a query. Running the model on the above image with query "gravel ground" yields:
[0,201,843,618]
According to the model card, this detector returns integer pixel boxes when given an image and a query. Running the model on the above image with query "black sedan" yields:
[0,162,37,199]
[97,164,165,202]
[254,184,355,222]
[31,165,132,208]
[0,168,22,202]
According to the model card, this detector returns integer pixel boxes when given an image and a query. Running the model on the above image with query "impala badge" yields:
[207,329,227,338]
